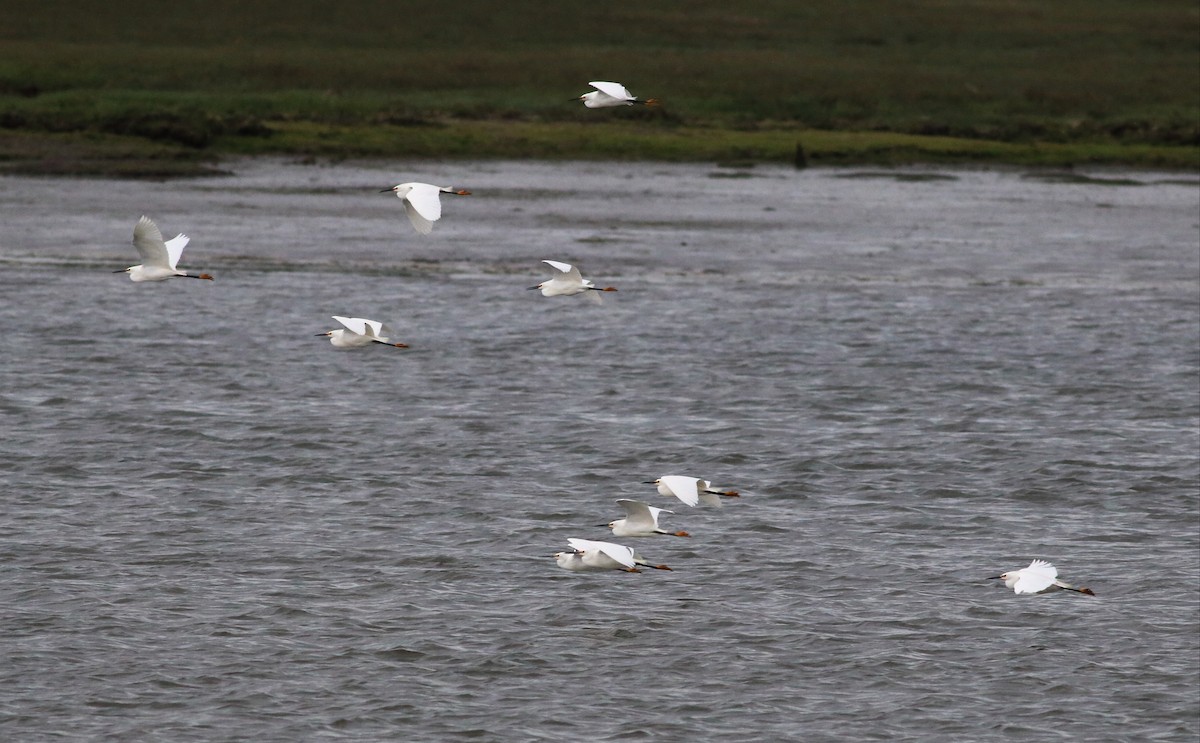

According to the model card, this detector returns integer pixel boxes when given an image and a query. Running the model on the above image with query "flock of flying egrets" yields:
[112,80,1094,595]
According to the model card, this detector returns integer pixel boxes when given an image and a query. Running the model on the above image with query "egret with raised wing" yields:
[575,81,659,109]
[381,182,471,235]
[115,216,213,282]
[990,560,1095,595]
[317,316,408,349]
[603,499,689,538]
[647,475,740,507]
[529,260,617,297]
[554,538,671,573]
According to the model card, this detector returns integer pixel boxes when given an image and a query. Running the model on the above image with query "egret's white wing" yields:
[402,202,434,235]
[617,499,660,529]
[567,537,636,568]
[541,259,575,276]
[1014,561,1058,594]
[660,475,700,507]
[1025,559,1058,579]
[163,234,190,270]
[596,543,637,568]
[132,216,170,267]
[404,184,443,221]
[646,505,672,520]
[617,499,657,517]
[333,316,370,336]
[589,81,633,100]
[567,537,605,552]
[359,319,389,338]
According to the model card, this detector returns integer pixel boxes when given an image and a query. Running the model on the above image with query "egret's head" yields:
[606,520,619,529]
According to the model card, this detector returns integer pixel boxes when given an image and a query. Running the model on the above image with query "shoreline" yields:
[2,123,1197,179]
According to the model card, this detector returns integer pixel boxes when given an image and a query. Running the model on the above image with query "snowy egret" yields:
[646,476,740,507]
[316,316,408,349]
[554,538,671,573]
[528,260,617,297]
[381,182,471,235]
[575,81,659,109]
[114,215,213,282]
[990,560,1095,596]
[602,499,690,538]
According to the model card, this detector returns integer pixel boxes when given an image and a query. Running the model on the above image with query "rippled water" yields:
[1,160,1198,741]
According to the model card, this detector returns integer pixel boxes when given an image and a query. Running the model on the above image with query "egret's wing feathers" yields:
[163,234,190,270]
[589,81,633,100]
[542,260,574,275]
[132,216,169,267]
[1012,560,1058,594]
[616,499,659,528]
[360,319,387,338]
[567,537,601,552]
[403,201,435,235]
[567,537,637,569]
[660,475,700,506]
[333,316,370,336]
[1026,560,1057,579]
[616,499,652,517]
[1013,571,1056,594]
[646,505,673,520]
[595,542,638,569]
[404,184,443,223]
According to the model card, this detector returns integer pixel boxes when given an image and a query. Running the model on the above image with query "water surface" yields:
[1,160,1198,741]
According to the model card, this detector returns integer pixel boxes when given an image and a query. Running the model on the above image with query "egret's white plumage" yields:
[115,216,213,282]
[316,316,408,349]
[529,260,617,297]
[992,559,1095,595]
[647,475,740,507]
[381,182,471,235]
[605,499,689,538]
[554,537,671,573]
[576,81,659,109]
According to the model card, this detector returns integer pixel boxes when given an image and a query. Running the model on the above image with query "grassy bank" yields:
[0,1,1196,174]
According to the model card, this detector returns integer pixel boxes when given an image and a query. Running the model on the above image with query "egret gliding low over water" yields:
[554,538,672,573]
[991,559,1096,595]
[529,260,617,297]
[575,81,659,109]
[316,316,408,349]
[603,499,690,538]
[381,182,471,235]
[648,475,740,507]
[115,215,213,282]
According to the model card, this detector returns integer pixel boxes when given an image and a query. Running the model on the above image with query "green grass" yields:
[1,1,1196,174]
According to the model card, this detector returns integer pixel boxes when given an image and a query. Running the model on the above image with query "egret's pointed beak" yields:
[987,576,1002,580]
[527,285,541,290]
[379,188,393,193]
[315,333,329,337]
[642,481,658,484]
[112,269,126,273]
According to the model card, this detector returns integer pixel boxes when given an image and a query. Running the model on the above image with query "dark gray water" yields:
[1,160,1198,742]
